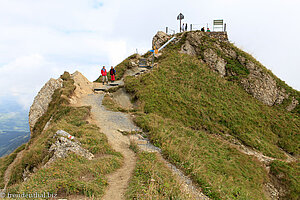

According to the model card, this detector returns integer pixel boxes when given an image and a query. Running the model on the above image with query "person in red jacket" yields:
[101,66,108,85]
[110,66,116,82]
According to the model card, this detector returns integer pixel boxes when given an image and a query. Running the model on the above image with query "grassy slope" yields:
[124,51,299,199]
[270,161,300,200]
[127,152,189,199]
[1,72,122,198]
[192,31,300,114]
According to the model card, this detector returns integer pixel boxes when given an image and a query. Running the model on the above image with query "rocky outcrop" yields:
[70,71,93,104]
[152,31,171,49]
[203,49,227,76]
[239,62,289,106]
[44,130,94,168]
[29,78,63,133]
[180,40,197,56]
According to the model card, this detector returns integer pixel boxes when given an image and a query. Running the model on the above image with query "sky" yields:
[0,0,299,110]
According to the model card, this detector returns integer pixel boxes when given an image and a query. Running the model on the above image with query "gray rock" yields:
[286,97,299,111]
[180,40,197,56]
[44,131,94,168]
[29,78,63,134]
[240,59,290,106]
[55,130,75,140]
[152,31,171,49]
[203,49,227,77]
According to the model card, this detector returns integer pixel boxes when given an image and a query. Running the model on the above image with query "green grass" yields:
[135,114,267,199]
[270,161,300,200]
[168,31,300,113]
[126,152,189,199]
[3,72,123,198]
[14,153,122,198]
[125,52,299,158]
[124,51,299,199]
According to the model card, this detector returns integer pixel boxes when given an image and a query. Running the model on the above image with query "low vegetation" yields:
[2,72,123,198]
[124,50,299,199]
[126,152,189,199]
[270,161,300,200]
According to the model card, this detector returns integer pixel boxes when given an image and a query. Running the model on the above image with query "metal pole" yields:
[224,23,227,32]
[180,19,182,32]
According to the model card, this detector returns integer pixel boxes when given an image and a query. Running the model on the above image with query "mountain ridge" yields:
[0,30,298,199]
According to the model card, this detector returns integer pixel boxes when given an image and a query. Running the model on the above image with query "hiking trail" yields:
[71,65,210,199]
[77,93,139,200]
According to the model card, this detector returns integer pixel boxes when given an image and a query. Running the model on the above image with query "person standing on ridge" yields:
[182,23,185,32]
[101,66,108,85]
[206,28,211,32]
[201,27,205,32]
[110,66,116,83]
[185,23,188,31]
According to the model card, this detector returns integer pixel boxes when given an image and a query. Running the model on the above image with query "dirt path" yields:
[73,69,209,199]
[78,93,139,200]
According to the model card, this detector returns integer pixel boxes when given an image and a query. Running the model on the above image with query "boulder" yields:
[44,131,94,168]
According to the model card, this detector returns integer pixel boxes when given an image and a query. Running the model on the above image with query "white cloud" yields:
[0,0,299,110]
[0,54,57,107]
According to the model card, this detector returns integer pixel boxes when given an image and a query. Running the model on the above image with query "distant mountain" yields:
[0,131,30,157]
[0,96,30,157]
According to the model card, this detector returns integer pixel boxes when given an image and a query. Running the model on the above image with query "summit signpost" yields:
[177,13,184,32]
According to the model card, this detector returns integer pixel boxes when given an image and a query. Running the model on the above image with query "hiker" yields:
[206,28,211,32]
[110,66,116,83]
[182,23,185,32]
[201,27,205,32]
[185,23,188,31]
[101,66,108,85]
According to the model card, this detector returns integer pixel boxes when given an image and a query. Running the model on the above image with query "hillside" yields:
[0,31,299,200]
[122,31,299,199]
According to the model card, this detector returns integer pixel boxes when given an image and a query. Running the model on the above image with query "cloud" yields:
[0,54,56,108]
[0,0,299,111]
